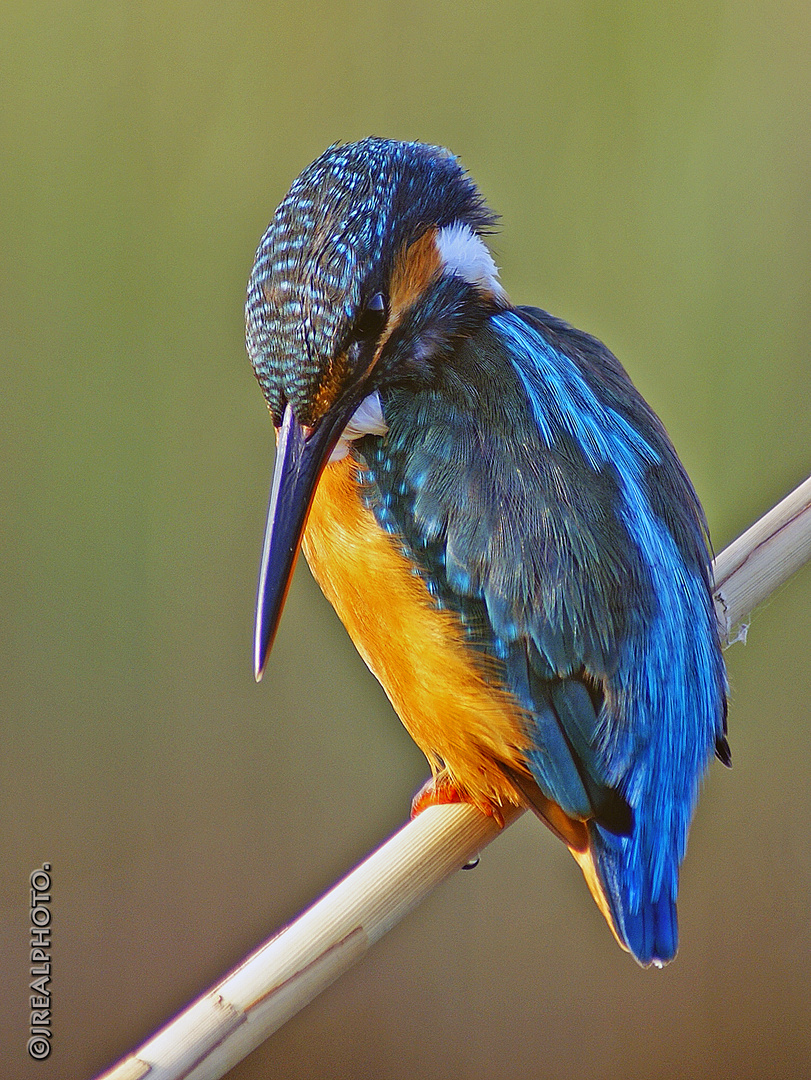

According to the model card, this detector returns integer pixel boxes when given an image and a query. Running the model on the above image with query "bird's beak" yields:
[253,398,354,681]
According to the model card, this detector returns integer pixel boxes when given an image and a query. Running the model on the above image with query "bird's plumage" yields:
[246,138,728,968]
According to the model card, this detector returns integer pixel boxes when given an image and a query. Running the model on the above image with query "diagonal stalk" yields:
[96,473,811,1080]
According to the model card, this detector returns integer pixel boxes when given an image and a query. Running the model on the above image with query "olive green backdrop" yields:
[2,2,810,1078]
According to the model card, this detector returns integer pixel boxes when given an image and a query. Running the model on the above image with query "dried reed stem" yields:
[96,473,811,1080]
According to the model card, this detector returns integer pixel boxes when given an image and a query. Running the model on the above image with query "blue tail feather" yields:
[589,823,679,967]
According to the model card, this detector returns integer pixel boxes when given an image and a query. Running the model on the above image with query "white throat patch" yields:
[329,391,389,462]
[435,222,508,304]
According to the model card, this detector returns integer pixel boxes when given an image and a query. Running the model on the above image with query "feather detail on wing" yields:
[354,307,725,966]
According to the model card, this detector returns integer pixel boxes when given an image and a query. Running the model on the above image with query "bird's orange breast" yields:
[301,455,530,811]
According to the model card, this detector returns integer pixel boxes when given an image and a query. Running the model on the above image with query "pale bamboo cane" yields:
[96,473,811,1080]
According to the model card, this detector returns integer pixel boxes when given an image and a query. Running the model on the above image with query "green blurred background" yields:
[2,2,810,1077]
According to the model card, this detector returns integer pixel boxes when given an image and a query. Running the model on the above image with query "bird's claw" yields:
[410,775,505,827]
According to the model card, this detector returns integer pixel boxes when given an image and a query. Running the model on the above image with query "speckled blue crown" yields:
[245,137,495,423]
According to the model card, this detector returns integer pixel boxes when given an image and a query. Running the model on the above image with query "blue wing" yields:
[358,306,727,966]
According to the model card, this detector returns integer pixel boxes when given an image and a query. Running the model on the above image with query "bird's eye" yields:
[353,292,388,341]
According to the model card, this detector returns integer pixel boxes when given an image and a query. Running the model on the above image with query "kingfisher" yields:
[245,138,729,968]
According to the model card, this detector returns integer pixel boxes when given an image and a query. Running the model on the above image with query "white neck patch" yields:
[435,221,508,304]
[329,391,389,462]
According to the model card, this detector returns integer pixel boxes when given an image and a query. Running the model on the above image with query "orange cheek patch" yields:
[384,229,443,336]
[308,351,349,421]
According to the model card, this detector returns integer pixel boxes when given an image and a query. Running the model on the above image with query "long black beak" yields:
[253,398,357,681]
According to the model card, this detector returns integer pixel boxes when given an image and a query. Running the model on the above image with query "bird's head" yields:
[246,138,507,678]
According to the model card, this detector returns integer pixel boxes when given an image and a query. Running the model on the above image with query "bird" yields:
[245,137,729,968]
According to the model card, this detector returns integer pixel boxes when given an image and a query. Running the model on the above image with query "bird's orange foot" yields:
[410,775,505,827]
